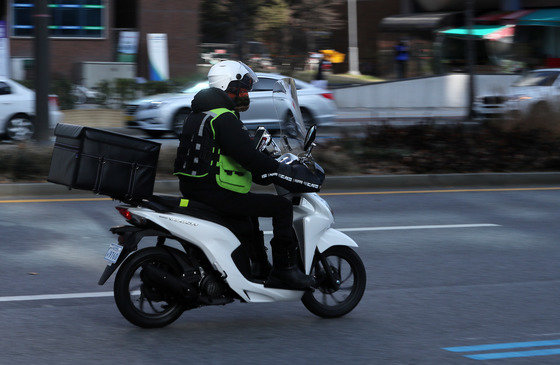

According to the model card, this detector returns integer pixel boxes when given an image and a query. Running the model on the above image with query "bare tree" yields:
[200,0,343,72]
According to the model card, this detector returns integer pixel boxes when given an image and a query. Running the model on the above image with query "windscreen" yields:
[512,71,560,87]
[272,78,307,152]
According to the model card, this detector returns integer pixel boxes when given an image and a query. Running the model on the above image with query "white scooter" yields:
[98,79,366,328]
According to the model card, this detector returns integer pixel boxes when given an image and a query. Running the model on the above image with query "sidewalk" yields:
[62,109,125,128]
[1,173,559,197]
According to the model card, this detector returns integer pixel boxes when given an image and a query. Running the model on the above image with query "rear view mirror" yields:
[303,125,316,151]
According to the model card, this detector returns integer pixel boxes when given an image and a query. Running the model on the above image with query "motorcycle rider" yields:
[174,60,324,290]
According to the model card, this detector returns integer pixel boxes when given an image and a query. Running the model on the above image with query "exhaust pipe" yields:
[141,264,197,298]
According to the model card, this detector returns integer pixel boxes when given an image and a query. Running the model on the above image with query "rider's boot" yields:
[265,239,315,290]
[248,230,272,280]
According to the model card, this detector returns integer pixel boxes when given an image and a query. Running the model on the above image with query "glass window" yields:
[182,82,210,94]
[11,0,105,38]
[0,82,12,95]
[252,77,277,91]
[512,71,560,87]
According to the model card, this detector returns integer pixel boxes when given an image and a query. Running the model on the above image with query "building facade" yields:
[2,0,199,81]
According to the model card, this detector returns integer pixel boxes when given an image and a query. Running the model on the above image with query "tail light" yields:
[48,95,59,108]
[116,206,148,226]
[321,93,334,100]
[116,206,133,220]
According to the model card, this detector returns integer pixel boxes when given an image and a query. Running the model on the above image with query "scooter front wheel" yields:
[302,246,366,318]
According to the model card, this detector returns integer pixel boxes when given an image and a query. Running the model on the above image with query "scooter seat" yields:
[144,194,252,237]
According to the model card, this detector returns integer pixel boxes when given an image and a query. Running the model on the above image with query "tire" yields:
[114,247,185,328]
[144,130,167,138]
[72,92,86,105]
[531,102,552,124]
[302,246,366,318]
[172,108,190,136]
[5,114,34,141]
[301,109,316,129]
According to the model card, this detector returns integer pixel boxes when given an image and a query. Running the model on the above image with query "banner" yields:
[0,21,10,78]
[117,31,139,62]
[147,33,169,81]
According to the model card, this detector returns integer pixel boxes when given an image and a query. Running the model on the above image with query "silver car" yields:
[124,73,338,138]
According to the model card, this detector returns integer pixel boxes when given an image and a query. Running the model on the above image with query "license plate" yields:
[104,243,123,264]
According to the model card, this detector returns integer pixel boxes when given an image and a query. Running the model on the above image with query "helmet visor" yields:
[238,61,258,91]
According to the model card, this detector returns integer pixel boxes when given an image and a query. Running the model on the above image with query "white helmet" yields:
[208,60,259,92]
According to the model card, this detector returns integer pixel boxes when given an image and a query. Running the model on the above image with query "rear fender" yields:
[97,225,171,285]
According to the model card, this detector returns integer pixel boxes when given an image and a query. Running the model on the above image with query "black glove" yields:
[275,161,324,193]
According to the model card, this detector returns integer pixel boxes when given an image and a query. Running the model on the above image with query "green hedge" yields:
[4,121,560,183]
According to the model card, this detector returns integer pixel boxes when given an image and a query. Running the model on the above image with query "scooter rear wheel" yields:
[114,247,185,328]
[302,246,366,318]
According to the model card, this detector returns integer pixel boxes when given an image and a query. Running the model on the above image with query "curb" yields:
[1,172,560,197]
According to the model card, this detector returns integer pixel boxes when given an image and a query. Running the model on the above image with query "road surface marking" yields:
[321,187,560,196]
[1,187,560,203]
[0,197,112,203]
[0,223,499,303]
[443,339,560,360]
[465,348,560,360]
[0,290,141,303]
[263,223,499,234]
[444,339,560,352]
[0,291,114,302]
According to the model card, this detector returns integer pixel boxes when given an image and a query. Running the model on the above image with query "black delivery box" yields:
[48,123,161,200]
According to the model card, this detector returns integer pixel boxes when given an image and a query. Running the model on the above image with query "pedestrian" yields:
[316,57,324,81]
[394,40,409,79]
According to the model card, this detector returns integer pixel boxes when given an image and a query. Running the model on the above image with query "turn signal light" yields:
[321,93,334,100]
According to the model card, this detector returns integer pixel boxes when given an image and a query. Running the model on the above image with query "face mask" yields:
[227,88,250,112]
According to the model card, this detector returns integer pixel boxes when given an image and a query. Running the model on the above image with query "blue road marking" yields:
[443,339,560,352]
[465,348,560,360]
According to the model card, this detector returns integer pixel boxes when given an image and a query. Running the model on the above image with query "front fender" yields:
[316,228,358,253]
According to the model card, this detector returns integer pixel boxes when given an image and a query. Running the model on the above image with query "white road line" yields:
[0,224,499,304]
[264,223,499,235]
[0,290,141,303]
[0,291,114,302]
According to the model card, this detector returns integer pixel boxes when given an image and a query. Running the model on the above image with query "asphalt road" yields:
[1,186,560,364]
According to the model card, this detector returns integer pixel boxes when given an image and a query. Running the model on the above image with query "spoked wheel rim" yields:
[302,246,366,318]
[311,255,357,308]
[7,117,34,141]
[127,258,182,319]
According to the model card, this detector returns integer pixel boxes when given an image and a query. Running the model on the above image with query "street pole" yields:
[235,0,246,62]
[466,0,476,120]
[34,0,50,142]
[347,0,360,75]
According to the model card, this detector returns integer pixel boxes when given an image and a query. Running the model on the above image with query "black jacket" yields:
[175,87,323,194]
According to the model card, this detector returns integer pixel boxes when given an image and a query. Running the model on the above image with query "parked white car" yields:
[0,78,63,141]
[473,69,560,121]
[473,94,509,120]
[124,73,338,138]
[503,69,560,120]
